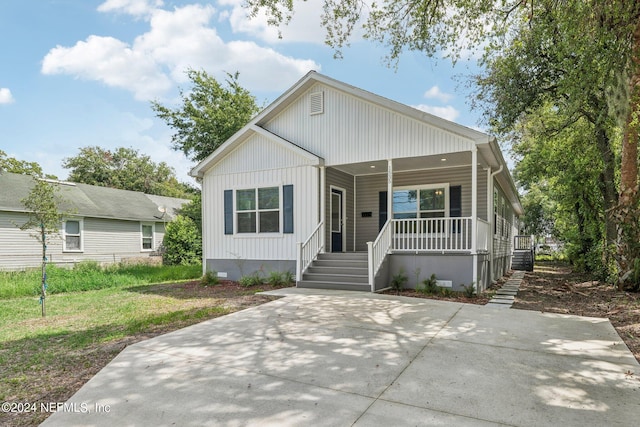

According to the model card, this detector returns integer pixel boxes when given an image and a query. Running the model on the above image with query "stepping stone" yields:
[491,296,515,301]
[488,298,513,304]
[486,303,511,309]
[496,290,517,296]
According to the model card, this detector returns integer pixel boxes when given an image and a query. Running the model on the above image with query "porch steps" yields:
[512,249,534,271]
[297,252,370,292]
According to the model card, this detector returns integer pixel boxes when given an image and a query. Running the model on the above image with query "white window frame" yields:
[141,223,155,251]
[62,218,84,253]
[234,186,282,235]
[392,183,450,219]
[392,184,450,236]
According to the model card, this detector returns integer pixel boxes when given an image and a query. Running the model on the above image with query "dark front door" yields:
[331,188,343,252]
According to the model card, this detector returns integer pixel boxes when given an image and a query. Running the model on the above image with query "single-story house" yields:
[0,172,189,270]
[191,71,523,292]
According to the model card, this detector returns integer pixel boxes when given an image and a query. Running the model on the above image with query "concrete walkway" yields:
[43,291,639,426]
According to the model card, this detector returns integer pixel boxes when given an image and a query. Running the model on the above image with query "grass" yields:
[0,276,279,426]
[0,262,202,298]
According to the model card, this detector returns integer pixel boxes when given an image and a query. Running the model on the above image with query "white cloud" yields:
[41,3,320,100]
[42,35,173,101]
[0,88,15,104]
[412,104,460,122]
[97,0,163,17]
[423,86,453,103]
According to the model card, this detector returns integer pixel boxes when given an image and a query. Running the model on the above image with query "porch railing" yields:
[514,235,535,251]
[296,222,324,281]
[392,217,480,252]
[367,219,393,292]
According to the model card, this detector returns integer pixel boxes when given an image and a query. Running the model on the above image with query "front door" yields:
[331,188,344,252]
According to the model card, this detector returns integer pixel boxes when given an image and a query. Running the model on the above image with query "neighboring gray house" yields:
[191,71,522,292]
[0,172,189,270]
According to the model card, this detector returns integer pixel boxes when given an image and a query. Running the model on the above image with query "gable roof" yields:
[0,172,189,222]
[190,71,521,215]
[191,71,493,178]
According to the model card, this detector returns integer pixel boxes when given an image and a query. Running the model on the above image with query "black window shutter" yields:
[224,190,233,235]
[450,185,462,233]
[450,186,462,217]
[283,185,294,233]
[379,191,388,231]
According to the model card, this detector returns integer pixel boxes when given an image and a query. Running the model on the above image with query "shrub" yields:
[419,274,438,294]
[201,270,219,286]
[162,215,202,266]
[461,283,476,298]
[239,273,263,287]
[390,271,408,294]
[266,270,295,287]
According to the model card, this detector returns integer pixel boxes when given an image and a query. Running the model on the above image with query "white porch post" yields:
[487,167,494,285]
[471,147,478,253]
[387,159,393,221]
[320,166,326,253]
[471,146,478,289]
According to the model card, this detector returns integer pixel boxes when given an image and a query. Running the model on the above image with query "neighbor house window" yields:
[236,187,280,233]
[393,185,448,219]
[63,219,83,252]
[141,223,154,250]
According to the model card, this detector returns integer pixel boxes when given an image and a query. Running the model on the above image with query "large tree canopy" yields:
[0,150,45,177]
[62,146,195,199]
[151,70,260,162]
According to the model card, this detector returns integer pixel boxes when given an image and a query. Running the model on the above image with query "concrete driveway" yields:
[42,290,639,426]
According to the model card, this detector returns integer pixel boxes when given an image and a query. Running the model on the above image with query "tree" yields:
[472,10,621,277]
[162,215,202,266]
[472,2,640,287]
[20,178,66,317]
[0,150,44,177]
[512,105,610,275]
[178,193,202,234]
[62,146,195,198]
[151,70,260,162]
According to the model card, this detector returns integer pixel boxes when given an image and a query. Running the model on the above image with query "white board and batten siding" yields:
[202,132,320,261]
[264,83,475,166]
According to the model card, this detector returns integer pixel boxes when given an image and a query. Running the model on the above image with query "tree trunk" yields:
[594,126,618,248]
[615,18,640,290]
[41,226,46,317]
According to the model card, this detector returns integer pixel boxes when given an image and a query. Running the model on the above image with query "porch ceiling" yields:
[331,151,485,176]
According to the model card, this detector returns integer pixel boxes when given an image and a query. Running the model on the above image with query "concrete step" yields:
[299,252,371,291]
[296,280,371,292]
[312,259,368,268]
[316,252,368,261]
[306,266,369,276]
[302,272,369,283]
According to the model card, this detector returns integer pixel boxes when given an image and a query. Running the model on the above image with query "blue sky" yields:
[0,0,487,185]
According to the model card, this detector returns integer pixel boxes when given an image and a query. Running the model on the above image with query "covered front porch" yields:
[297,147,510,292]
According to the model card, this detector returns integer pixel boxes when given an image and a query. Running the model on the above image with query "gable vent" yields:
[310,91,324,115]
